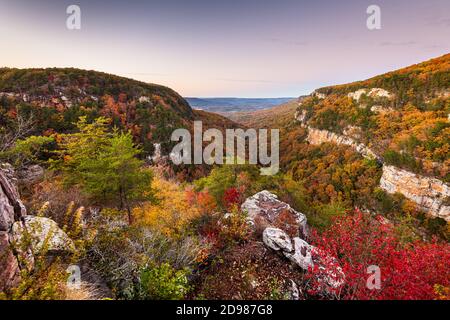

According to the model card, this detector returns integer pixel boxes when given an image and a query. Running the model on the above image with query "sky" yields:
[0,0,449,98]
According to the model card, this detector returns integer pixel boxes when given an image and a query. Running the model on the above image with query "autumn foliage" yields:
[308,210,450,300]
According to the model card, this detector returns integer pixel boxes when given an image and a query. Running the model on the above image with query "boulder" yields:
[263,227,293,252]
[18,165,44,185]
[262,227,345,291]
[288,280,300,300]
[284,237,314,270]
[241,191,308,238]
[11,216,75,255]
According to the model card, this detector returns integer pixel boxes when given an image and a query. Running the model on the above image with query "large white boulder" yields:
[242,191,308,238]
[11,216,75,255]
[284,237,314,270]
[263,227,293,252]
[262,227,345,291]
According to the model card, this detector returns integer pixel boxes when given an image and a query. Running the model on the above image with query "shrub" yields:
[0,135,55,169]
[307,210,450,300]
[133,178,203,237]
[138,263,190,300]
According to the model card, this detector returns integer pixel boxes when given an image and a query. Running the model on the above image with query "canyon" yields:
[295,100,449,221]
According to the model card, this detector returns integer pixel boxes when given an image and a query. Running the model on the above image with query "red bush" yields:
[223,187,241,210]
[308,210,450,300]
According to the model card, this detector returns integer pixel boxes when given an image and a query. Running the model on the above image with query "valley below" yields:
[0,54,449,301]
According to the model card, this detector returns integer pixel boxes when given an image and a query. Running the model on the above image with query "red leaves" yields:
[223,187,242,210]
[308,210,450,300]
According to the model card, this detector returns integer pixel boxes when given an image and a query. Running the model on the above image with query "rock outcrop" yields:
[241,190,308,238]
[17,165,44,185]
[262,227,345,290]
[312,90,326,100]
[11,216,75,255]
[0,165,26,291]
[347,88,393,102]
[296,106,449,220]
[295,109,380,162]
[303,123,450,220]
[243,191,344,293]
[380,165,450,221]
[305,127,380,162]
[1,164,74,292]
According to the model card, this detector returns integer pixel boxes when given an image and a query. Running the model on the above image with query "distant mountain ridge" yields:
[0,68,237,158]
[185,97,295,112]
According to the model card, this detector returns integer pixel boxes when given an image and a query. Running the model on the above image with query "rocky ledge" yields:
[0,164,74,291]
[242,191,345,295]
[380,165,450,221]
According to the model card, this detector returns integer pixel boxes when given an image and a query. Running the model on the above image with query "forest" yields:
[0,54,449,300]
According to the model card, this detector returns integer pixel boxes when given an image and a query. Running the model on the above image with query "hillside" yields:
[227,54,449,233]
[0,68,237,159]
[0,57,449,302]
[296,53,449,180]
[219,99,300,128]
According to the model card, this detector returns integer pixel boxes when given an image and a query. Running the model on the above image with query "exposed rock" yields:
[370,105,394,114]
[294,109,308,123]
[306,127,380,162]
[284,237,314,270]
[263,227,293,252]
[287,237,345,289]
[0,163,17,185]
[347,89,368,101]
[295,110,380,162]
[138,96,150,103]
[262,227,345,290]
[0,232,20,290]
[17,165,44,185]
[11,216,75,255]
[288,280,300,300]
[295,109,448,221]
[241,191,308,238]
[0,165,26,291]
[348,88,393,102]
[312,90,326,100]
[380,165,450,221]
[0,168,26,232]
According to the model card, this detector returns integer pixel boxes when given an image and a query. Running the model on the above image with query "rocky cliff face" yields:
[0,164,75,292]
[295,105,450,221]
[0,164,26,291]
[305,127,380,162]
[380,166,450,221]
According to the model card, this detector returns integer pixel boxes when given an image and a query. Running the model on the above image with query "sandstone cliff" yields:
[295,101,449,221]
[380,165,450,221]
[0,164,26,291]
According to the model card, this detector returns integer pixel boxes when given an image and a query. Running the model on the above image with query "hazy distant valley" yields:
[185,97,295,113]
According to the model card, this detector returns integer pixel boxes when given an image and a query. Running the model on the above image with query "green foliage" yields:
[53,117,153,220]
[383,149,422,173]
[138,263,190,300]
[307,201,347,231]
[1,135,55,168]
